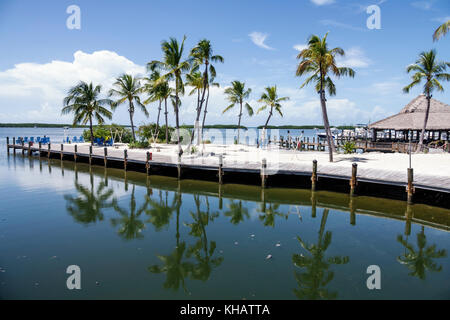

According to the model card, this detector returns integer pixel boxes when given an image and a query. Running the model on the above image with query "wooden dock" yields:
[5,138,450,207]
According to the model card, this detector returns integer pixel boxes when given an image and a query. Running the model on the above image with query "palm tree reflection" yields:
[110,184,148,240]
[64,173,114,225]
[223,200,249,225]
[258,203,288,227]
[146,190,177,231]
[397,226,447,280]
[292,209,349,300]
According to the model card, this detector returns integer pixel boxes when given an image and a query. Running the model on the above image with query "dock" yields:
[5,137,450,208]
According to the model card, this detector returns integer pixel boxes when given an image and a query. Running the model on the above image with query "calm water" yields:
[0,129,449,300]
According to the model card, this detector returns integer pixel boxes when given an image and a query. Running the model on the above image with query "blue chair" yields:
[73,136,78,143]
[24,137,29,143]
[79,136,84,143]
[30,137,34,143]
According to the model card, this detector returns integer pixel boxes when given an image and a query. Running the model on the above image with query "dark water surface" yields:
[0,132,449,300]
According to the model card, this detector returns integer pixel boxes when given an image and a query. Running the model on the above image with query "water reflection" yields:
[224,200,249,225]
[397,225,447,280]
[292,209,349,300]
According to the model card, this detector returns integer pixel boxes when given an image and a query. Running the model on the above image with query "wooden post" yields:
[28,142,32,156]
[311,191,317,218]
[104,147,108,167]
[47,143,51,158]
[405,204,412,236]
[406,168,414,204]
[124,149,128,171]
[311,160,318,191]
[218,155,223,185]
[21,140,25,155]
[13,137,16,155]
[261,158,267,188]
[60,144,63,160]
[89,145,93,165]
[146,151,151,176]
[349,197,356,225]
[74,145,78,162]
[6,137,9,154]
[38,142,42,158]
[350,163,358,197]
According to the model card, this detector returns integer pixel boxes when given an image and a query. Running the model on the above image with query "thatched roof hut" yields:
[369,94,450,131]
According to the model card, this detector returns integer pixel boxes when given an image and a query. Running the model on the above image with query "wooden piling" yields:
[311,160,318,191]
[38,142,42,158]
[407,168,414,204]
[74,145,78,162]
[350,163,358,197]
[104,147,108,167]
[47,143,51,158]
[21,140,25,155]
[261,158,267,188]
[218,155,224,185]
[6,137,9,154]
[146,151,151,176]
[89,145,93,165]
[28,142,32,156]
[13,137,16,155]
[177,156,182,180]
[60,144,64,160]
[124,149,128,171]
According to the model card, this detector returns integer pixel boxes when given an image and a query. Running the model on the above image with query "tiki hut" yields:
[368,94,450,142]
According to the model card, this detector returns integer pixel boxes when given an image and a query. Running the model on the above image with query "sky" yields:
[0,0,449,127]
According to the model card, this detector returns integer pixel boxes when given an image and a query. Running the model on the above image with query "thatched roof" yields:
[369,94,450,131]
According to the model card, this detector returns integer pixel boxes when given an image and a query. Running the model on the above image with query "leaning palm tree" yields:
[109,74,148,142]
[201,76,220,141]
[257,86,289,130]
[190,39,224,145]
[433,20,450,41]
[403,50,450,151]
[148,36,191,156]
[223,81,253,144]
[62,81,113,145]
[296,33,355,162]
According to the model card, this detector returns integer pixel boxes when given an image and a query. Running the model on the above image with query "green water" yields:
[0,152,449,299]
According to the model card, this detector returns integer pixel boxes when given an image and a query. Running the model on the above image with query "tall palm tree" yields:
[62,81,113,145]
[143,70,164,140]
[190,39,224,145]
[403,50,450,151]
[433,20,450,41]
[222,81,253,144]
[109,74,148,142]
[201,77,220,141]
[149,36,191,156]
[186,70,204,145]
[257,86,289,130]
[296,33,355,162]
[397,226,447,280]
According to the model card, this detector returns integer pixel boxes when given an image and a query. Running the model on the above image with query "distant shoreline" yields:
[0,123,357,130]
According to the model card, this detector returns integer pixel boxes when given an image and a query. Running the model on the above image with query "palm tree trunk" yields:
[417,95,431,152]
[201,85,210,142]
[237,101,243,144]
[320,90,335,162]
[156,99,162,137]
[264,108,273,130]
[129,100,136,141]
[89,116,94,146]
[175,80,182,156]
[191,89,202,145]
[164,98,169,144]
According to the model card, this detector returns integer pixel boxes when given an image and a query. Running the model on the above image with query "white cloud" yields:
[337,47,371,68]
[320,19,365,31]
[432,16,450,23]
[293,44,308,52]
[0,50,146,123]
[248,32,275,50]
[310,0,335,5]
[411,1,432,10]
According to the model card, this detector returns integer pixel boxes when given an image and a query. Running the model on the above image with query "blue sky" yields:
[0,0,449,126]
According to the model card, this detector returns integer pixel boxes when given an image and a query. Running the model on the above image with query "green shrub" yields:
[343,141,356,154]
[83,124,132,143]
[128,140,150,149]
[138,123,174,142]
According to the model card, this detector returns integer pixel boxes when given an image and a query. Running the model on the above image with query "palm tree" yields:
[403,50,450,151]
[146,190,177,231]
[222,81,253,144]
[185,70,204,145]
[143,70,164,140]
[292,209,349,299]
[258,202,287,227]
[110,185,149,240]
[149,36,191,156]
[190,39,224,145]
[257,86,289,130]
[433,20,450,41]
[223,200,249,225]
[62,81,113,145]
[201,76,220,141]
[109,74,148,142]
[296,33,355,162]
[397,226,447,280]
